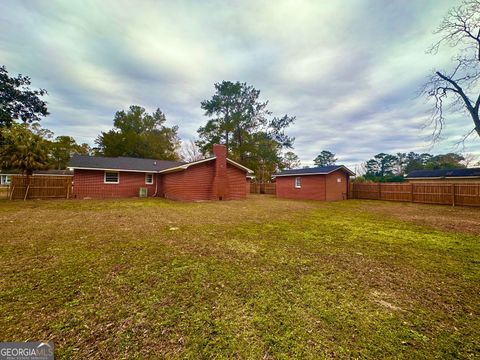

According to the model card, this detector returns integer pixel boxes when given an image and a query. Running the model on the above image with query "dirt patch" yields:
[371,290,404,312]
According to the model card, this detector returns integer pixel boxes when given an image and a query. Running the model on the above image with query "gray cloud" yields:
[1,0,478,169]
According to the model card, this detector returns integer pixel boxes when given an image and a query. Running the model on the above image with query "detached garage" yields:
[274,165,355,201]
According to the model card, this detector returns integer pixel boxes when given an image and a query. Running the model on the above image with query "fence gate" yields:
[9,175,73,200]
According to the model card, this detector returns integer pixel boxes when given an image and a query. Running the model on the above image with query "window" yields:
[337,177,342,183]
[295,177,302,188]
[104,171,119,184]
[0,175,11,185]
[145,173,154,185]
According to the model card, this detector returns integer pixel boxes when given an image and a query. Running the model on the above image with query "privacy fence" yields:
[351,182,480,207]
[9,175,73,200]
[0,186,8,199]
[250,182,276,195]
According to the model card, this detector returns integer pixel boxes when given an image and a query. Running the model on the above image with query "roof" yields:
[158,157,254,174]
[406,167,480,179]
[68,154,254,174]
[69,154,184,172]
[275,165,355,177]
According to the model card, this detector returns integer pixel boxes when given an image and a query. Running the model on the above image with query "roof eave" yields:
[68,166,159,173]
[157,157,216,174]
[226,158,254,173]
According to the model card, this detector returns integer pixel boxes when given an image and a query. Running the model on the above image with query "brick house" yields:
[68,144,253,200]
[274,165,355,201]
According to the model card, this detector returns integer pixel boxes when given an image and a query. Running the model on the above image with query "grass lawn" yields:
[0,196,479,359]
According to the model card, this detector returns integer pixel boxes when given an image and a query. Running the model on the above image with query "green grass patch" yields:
[0,196,478,358]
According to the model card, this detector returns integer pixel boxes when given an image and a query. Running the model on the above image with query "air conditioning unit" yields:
[139,187,148,198]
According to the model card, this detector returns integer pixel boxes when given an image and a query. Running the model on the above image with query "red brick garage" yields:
[275,165,355,201]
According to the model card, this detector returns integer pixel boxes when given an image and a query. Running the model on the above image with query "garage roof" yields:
[275,165,355,177]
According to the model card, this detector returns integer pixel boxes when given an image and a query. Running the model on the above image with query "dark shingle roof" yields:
[68,154,184,172]
[406,168,480,178]
[276,165,354,176]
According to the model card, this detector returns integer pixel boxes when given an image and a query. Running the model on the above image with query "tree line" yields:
[0,66,298,180]
[0,66,91,174]
[0,63,478,181]
[1,0,479,179]
[296,149,474,182]
[359,152,472,182]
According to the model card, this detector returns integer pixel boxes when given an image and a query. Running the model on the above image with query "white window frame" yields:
[295,177,302,188]
[145,173,154,185]
[1,175,11,185]
[104,171,119,184]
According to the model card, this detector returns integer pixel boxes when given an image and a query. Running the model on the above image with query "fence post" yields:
[451,184,455,206]
[378,183,381,200]
[410,183,414,202]
[23,184,30,201]
[66,178,70,199]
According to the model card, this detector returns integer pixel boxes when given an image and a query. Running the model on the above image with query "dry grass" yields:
[355,199,480,235]
[0,196,478,359]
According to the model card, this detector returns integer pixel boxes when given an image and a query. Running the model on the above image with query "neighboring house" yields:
[406,168,480,183]
[0,173,12,186]
[68,144,254,200]
[274,165,355,201]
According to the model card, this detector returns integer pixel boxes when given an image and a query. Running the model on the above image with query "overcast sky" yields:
[1,0,479,168]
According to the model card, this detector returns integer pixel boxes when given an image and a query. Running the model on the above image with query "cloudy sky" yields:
[1,0,479,168]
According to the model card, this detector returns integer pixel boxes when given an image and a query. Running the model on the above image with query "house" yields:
[274,165,355,201]
[68,144,254,200]
[406,168,480,183]
[0,173,11,186]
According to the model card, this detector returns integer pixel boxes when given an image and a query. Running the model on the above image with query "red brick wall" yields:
[226,163,248,200]
[162,161,216,201]
[276,174,326,201]
[325,171,349,201]
[162,160,248,201]
[73,169,158,199]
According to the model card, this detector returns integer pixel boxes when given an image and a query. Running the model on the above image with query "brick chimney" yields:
[213,144,228,200]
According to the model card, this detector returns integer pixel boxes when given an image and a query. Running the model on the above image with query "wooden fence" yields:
[351,182,480,207]
[0,186,8,199]
[9,175,73,200]
[250,182,276,195]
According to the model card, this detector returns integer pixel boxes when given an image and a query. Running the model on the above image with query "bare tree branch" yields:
[422,0,480,143]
